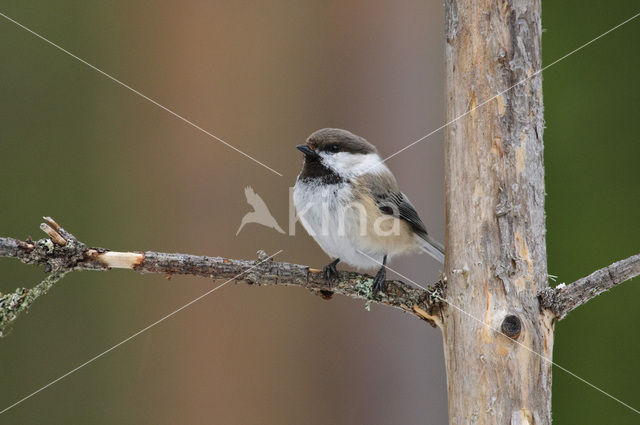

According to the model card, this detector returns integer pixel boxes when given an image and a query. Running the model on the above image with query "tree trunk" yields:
[442,1,554,423]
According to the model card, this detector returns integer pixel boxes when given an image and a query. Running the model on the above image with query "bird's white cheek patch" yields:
[321,152,386,178]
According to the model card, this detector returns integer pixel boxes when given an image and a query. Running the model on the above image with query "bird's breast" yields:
[293,178,354,255]
[294,177,422,269]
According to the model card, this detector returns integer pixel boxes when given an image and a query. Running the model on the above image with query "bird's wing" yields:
[245,186,268,211]
[377,189,444,262]
[357,173,428,237]
[244,186,256,202]
[378,191,428,237]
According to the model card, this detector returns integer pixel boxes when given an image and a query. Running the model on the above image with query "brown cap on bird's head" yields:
[305,128,377,155]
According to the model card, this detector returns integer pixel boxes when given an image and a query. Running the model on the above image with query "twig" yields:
[0,270,68,337]
[538,254,640,320]
[0,218,443,336]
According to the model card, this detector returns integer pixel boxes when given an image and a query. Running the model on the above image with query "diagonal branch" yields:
[0,270,68,337]
[539,254,640,320]
[0,218,443,336]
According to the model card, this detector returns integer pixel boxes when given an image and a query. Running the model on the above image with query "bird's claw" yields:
[372,267,386,295]
[323,259,340,281]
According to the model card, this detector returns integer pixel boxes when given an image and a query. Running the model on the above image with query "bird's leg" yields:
[372,255,388,295]
[323,258,340,281]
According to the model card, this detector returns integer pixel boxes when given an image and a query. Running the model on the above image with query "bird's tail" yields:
[419,234,445,264]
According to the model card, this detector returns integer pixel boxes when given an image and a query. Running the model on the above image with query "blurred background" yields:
[0,1,637,424]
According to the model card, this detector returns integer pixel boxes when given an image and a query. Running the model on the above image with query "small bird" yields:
[293,128,444,294]
[236,186,285,236]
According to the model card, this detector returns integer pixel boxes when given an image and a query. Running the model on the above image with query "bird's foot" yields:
[372,266,386,295]
[323,258,340,281]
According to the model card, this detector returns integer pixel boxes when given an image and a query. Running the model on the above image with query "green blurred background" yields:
[0,1,637,424]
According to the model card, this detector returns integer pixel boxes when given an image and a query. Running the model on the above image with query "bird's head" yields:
[296,128,384,179]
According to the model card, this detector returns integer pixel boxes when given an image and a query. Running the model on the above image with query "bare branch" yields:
[0,219,443,336]
[539,254,640,320]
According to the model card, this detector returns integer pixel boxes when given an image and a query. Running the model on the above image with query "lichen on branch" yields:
[0,270,68,337]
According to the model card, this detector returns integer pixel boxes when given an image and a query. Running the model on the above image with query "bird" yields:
[236,186,285,236]
[293,128,444,294]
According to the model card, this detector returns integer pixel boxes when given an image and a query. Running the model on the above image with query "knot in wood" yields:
[501,314,522,339]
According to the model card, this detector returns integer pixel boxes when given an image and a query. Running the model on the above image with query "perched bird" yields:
[236,186,285,236]
[293,128,444,294]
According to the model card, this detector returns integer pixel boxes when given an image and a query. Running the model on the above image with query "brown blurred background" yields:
[1,1,638,424]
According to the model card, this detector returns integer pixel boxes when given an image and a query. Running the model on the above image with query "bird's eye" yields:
[331,144,339,152]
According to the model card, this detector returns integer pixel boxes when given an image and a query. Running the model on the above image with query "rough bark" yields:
[0,218,443,336]
[443,1,553,424]
[539,254,640,320]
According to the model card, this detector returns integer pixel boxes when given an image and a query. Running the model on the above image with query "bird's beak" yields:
[296,144,317,158]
